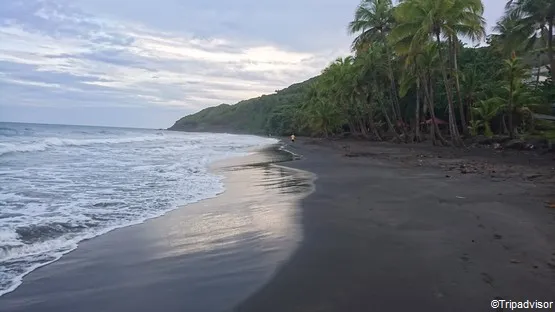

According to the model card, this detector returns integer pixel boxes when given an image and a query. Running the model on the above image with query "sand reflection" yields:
[150,155,314,260]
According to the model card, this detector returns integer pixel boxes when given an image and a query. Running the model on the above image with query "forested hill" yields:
[168,77,318,135]
[170,0,555,145]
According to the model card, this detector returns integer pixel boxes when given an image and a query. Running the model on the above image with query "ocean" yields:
[0,122,278,297]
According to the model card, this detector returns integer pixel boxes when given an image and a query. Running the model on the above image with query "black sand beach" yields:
[1,140,554,312]
[236,140,555,312]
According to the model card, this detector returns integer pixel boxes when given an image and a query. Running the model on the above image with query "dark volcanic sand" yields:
[236,139,555,312]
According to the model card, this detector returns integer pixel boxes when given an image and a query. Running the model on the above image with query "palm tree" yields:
[348,0,395,52]
[360,44,405,141]
[352,49,388,140]
[502,56,527,137]
[303,80,344,137]
[392,0,485,146]
[348,0,404,131]
[398,42,449,145]
[498,56,542,137]
[491,9,536,57]
[506,0,555,85]
[318,57,368,136]
[472,98,504,137]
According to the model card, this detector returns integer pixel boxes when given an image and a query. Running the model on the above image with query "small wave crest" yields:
[0,135,167,156]
[15,223,90,244]
[0,127,19,137]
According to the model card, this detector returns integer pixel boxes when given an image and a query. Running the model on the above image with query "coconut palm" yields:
[500,56,529,137]
[359,45,403,140]
[392,0,486,146]
[399,42,450,145]
[348,0,395,52]
[472,98,504,137]
[348,0,404,128]
[491,9,536,57]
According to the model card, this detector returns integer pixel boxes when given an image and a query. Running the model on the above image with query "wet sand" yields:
[0,146,314,312]
[236,140,555,312]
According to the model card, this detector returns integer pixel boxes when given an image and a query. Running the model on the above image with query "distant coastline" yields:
[0,121,161,131]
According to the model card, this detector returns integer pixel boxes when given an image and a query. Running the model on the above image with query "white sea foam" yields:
[0,135,168,156]
[0,122,278,296]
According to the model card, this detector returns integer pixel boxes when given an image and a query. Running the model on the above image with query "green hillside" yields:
[168,77,317,135]
[170,0,555,145]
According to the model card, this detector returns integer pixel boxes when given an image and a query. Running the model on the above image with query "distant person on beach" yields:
[291,134,296,143]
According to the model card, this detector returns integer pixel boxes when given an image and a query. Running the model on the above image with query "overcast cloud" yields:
[0,0,506,128]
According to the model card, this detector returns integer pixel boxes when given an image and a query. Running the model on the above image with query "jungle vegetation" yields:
[170,0,555,146]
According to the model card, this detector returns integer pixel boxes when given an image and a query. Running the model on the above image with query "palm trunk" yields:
[371,123,382,141]
[358,118,369,138]
[382,33,403,122]
[353,96,368,138]
[452,38,467,136]
[368,113,382,141]
[341,97,357,135]
[381,33,409,141]
[347,118,357,135]
[508,81,514,138]
[422,73,448,146]
[436,32,463,146]
[422,72,434,143]
[484,119,493,138]
[381,101,402,142]
[415,79,421,142]
[548,19,554,85]
[343,105,357,135]
[366,92,383,141]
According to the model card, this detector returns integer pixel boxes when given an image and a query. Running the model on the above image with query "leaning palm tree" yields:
[391,0,486,146]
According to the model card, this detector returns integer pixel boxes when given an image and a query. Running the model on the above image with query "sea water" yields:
[0,122,277,296]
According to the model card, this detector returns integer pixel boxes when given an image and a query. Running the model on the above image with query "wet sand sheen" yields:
[0,147,315,312]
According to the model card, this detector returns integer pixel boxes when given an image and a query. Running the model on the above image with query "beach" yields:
[1,138,554,312]
[237,139,555,311]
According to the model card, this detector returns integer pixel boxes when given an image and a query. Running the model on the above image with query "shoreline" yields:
[235,139,555,311]
[0,149,243,298]
[0,144,314,312]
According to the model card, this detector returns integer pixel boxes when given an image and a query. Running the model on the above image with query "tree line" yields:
[276,0,555,146]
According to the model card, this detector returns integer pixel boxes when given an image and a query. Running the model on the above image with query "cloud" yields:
[0,0,505,128]
[0,0,349,126]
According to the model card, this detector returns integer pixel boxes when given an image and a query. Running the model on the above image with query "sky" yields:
[0,0,506,129]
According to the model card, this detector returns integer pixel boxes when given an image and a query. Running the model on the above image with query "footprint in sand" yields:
[481,272,494,286]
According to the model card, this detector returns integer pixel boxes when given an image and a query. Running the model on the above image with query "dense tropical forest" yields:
[170,0,555,147]
[169,78,316,134]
